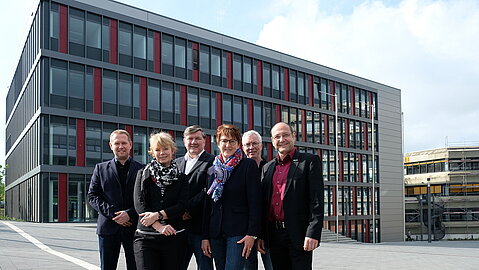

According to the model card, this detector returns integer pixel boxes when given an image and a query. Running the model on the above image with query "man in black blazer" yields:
[88,130,144,270]
[176,125,215,270]
[257,122,324,270]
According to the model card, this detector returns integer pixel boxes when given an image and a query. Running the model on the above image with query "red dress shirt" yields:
[269,148,296,221]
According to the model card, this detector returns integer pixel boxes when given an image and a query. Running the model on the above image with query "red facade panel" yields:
[284,68,289,101]
[352,187,358,215]
[308,74,314,106]
[59,5,68,53]
[301,110,306,142]
[339,151,343,182]
[110,19,118,64]
[192,42,199,82]
[58,173,67,222]
[216,93,223,126]
[93,68,102,114]
[275,104,281,123]
[324,114,329,145]
[76,119,85,167]
[226,52,232,89]
[350,86,355,115]
[154,31,161,73]
[180,85,187,126]
[257,60,263,95]
[140,77,147,120]
[248,99,254,130]
[125,125,133,157]
[205,135,211,153]
[345,119,350,148]
[330,81,335,111]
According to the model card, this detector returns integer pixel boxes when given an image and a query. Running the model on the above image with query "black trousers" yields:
[98,228,136,270]
[268,225,313,270]
[133,231,187,270]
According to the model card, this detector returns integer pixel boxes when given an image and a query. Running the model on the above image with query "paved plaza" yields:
[1,221,478,269]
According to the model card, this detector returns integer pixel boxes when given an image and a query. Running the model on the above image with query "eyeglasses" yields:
[272,133,292,141]
[243,142,260,148]
[219,139,238,146]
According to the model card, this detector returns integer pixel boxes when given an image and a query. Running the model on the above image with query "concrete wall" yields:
[378,85,404,242]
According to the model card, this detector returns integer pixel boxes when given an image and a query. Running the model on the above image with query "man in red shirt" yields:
[257,122,324,270]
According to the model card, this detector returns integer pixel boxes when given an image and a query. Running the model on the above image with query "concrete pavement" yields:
[1,221,478,269]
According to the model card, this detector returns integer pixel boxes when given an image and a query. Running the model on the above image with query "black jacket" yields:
[175,151,215,234]
[203,157,261,239]
[88,158,144,235]
[133,166,189,233]
[260,151,324,248]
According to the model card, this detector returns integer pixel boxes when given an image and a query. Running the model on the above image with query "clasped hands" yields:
[201,235,256,259]
[256,237,319,253]
[139,211,177,236]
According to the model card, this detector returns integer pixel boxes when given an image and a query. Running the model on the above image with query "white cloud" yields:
[256,0,479,152]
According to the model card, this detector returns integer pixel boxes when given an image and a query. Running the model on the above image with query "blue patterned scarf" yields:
[207,148,243,202]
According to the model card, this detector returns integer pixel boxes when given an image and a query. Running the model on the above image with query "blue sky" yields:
[1,0,479,164]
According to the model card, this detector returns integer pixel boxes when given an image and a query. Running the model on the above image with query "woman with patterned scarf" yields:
[133,132,188,269]
[201,124,261,270]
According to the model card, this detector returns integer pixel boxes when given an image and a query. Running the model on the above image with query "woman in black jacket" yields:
[133,131,188,270]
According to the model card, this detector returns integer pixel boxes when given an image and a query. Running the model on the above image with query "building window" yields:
[68,174,86,222]
[243,57,252,93]
[263,102,273,136]
[147,30,154,72]
[133,126,148,164]
[50,116,68,165]
[223,94,232,124]
[175,38,186,78]
[50,59,67,109]
[199,45,210,84]
[242,98,249,132]
[118,22,132,67]
[263,63,271,97]
[174,84,181,124]
[133,26,147,70]
[69,8,85,57]
[314,112,321,144]
[161,82,174,124]
[188,87,199,125]
[69,63,85,112]
[210,92,216,128]
[118,73,132,118]
[211,47,221,86]
[102,70,117,116]
[289,70,297,103]
[321,78,329,110]
[50,3,60,51]
[86,120,101,167]
[133,76,140,119]
[102,18,110,62]
[86,66,94,113]
[298,72,305,105]
[272,65,280,99]
[147,79,160,122]
[162,34,174,76]
[254,100,262,133]
[233,54,242,91]
[102,122,117,161]
[86,13,101,60]
[233,96,243,131]
[306,111,313,143]
[313,80,320,108]
[199,90,210,128]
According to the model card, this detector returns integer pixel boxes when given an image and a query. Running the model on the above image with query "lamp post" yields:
[371,105,376,244]
[318,89,339,241]
[427,177,432,243]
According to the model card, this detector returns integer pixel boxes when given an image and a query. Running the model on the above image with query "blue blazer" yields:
[202,157,261,239]
[88,158,144,235]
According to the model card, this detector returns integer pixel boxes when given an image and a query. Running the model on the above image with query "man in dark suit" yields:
[176,125,215,270]
[257,122,324,270]
[88,130,144,270]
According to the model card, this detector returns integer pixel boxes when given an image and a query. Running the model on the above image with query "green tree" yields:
[0,164,7,202]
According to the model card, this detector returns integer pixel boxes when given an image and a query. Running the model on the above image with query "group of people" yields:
[88,122,324,270]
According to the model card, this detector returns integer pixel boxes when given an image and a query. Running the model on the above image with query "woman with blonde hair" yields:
[133,132,188,269]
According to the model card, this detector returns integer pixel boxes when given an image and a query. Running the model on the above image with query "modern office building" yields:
[404,147,479,240]
[4,0,403,242]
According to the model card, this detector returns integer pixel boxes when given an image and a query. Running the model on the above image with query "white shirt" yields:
[184,150,205,175]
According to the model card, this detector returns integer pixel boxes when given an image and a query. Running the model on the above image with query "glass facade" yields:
[3,0,397,243]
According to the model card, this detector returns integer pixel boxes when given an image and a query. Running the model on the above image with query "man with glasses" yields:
[257,122,324,270]
[177,125,215,270]
[241,130,273,270]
